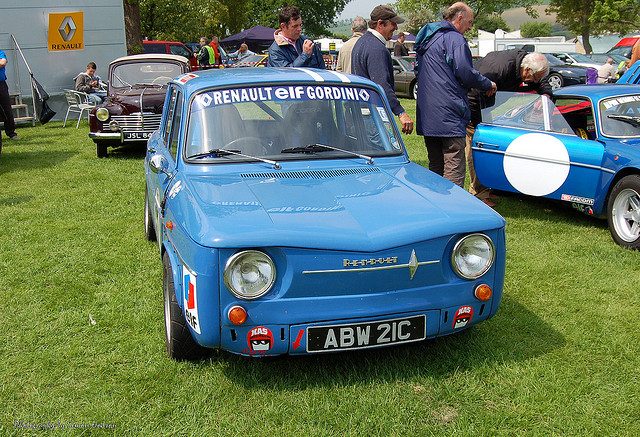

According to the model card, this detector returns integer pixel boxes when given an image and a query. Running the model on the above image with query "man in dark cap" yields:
[351,5,413,134]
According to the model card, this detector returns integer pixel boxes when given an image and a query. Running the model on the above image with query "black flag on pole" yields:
[30,74,56,124]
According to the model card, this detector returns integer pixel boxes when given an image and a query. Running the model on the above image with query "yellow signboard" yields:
[48,12,84,51]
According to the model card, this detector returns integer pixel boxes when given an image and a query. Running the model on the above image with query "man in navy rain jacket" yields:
[414,2,496,188]
[268,5,325,69]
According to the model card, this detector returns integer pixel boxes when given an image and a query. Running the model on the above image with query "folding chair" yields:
[63,89,96,128]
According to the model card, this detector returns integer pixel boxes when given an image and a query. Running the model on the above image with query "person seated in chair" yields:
[74,62,106,104]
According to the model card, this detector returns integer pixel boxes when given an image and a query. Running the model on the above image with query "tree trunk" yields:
[581,29,592,54]
[123,0,143,55]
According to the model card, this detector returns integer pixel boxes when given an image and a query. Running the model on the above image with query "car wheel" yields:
[607,175,640,249]
[144,184,156,241]
[548,73,563,90]
[96,143,108,158]
[163,252,209,360]
[410,80,417,100]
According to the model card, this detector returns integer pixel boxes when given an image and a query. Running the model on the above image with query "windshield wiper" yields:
[189,148,241,159]
[281,143,374,165]
[608,114,640,128]
[189,148,280,169]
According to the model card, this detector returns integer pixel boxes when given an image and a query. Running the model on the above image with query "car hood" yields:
[166,162,505,251]
[108,87,166,113]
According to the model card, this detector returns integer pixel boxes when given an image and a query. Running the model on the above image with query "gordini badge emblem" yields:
[303,250,438,279]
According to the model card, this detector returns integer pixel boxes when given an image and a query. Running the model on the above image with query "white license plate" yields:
[123,132,151,140]
[306,314,426,353]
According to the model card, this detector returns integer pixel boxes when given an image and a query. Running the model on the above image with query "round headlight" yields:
[452,234,495,280]
[223,250,275,299]
[96,107,110,122]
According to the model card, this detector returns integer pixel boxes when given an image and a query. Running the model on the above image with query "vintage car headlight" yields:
[96,107,110,122]
[452,233,495,280]
[224,250,275,299]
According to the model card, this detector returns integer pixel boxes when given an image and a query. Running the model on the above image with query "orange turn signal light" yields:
[165,221,174,230]
[474,284,492,301]
[228,305,247,325]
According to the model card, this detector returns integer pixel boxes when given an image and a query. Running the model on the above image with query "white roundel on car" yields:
[503,133,570,196]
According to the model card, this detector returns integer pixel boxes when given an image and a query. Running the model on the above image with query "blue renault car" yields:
[144,68,506,360]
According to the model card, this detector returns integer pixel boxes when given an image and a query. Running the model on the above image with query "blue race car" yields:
[144,67,506,360]
[472,85,640,249]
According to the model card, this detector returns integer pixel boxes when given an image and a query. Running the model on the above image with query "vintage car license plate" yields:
[124,132,152,140]
[306,314,426,353]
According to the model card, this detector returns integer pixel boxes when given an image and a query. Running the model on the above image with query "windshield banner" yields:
[194,86,373,109]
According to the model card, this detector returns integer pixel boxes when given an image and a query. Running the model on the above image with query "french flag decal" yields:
[182,266,201,334]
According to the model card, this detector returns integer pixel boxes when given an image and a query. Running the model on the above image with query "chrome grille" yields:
[112,113,162,133]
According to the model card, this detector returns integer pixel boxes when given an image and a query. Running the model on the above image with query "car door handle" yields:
[474,142,501,149]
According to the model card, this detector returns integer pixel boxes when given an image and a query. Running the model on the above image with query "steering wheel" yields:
[222,137,264,154]
[152,76,173,85]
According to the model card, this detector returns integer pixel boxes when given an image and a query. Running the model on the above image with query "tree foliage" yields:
[136,0,347,44]
[140,0,248,41]
[393,0,541,23]
[520,21,552,37]
[548,0,640,53]
[246,0,349,37]
[474,14,511,33]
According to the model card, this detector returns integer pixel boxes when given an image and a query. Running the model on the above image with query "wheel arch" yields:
[604,166,640,209]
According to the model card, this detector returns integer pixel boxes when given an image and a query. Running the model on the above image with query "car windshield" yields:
[480,92,574,134]
[544,54,566,67]
[229,55,264,67]
[185,84,403,161]
[110,62,184,87]
[396,57,413,70]
[599,95,640,138]
[568,53,594,63]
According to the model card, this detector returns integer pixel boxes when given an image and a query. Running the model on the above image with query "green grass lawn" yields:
[1,108,639,436]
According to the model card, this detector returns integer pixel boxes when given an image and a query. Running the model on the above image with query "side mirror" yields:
[149,153,170,176]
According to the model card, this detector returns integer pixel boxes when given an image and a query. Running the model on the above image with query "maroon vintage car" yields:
[89,54,191,157]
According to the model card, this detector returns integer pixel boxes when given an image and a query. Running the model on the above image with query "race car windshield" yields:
[184,84,403,161]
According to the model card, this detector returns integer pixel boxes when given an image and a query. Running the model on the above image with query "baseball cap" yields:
[370,5,405,24]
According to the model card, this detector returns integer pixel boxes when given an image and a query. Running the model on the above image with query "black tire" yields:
[547,73,563,90]
[410,80,417,100]
[96,142,108,158]
[607,175,640,249]
[144,184,156,241]
[163,252,210,360]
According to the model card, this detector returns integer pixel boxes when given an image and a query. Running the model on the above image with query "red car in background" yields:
[143,40,198,70]
[607,37,639,59]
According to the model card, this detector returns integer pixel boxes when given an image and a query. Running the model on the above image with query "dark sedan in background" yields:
[543,53,587,90]
[392,56,417,99]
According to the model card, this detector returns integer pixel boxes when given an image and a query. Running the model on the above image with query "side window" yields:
[143,44,164,54]
[169,92,183,160]
[163,88,178,147]
[170,44,191,58]
[554,98,594,139]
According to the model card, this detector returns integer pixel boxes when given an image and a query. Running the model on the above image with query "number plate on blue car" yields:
[306,314,426,353]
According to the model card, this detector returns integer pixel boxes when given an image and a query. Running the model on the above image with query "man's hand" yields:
[399,112,413,135]
[302,39,314,55]
[486,81,497,97]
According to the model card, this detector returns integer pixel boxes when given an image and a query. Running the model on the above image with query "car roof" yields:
[554,84,640,100]
[172,67,378,92]
[110,53,190,65]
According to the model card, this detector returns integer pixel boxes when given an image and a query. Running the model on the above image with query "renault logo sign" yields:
[48,12,84,51]
[58,16,77,42]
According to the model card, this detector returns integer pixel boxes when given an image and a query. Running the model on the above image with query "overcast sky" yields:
[338,0,384,20]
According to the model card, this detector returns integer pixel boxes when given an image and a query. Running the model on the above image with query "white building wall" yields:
[0,0,127,120]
